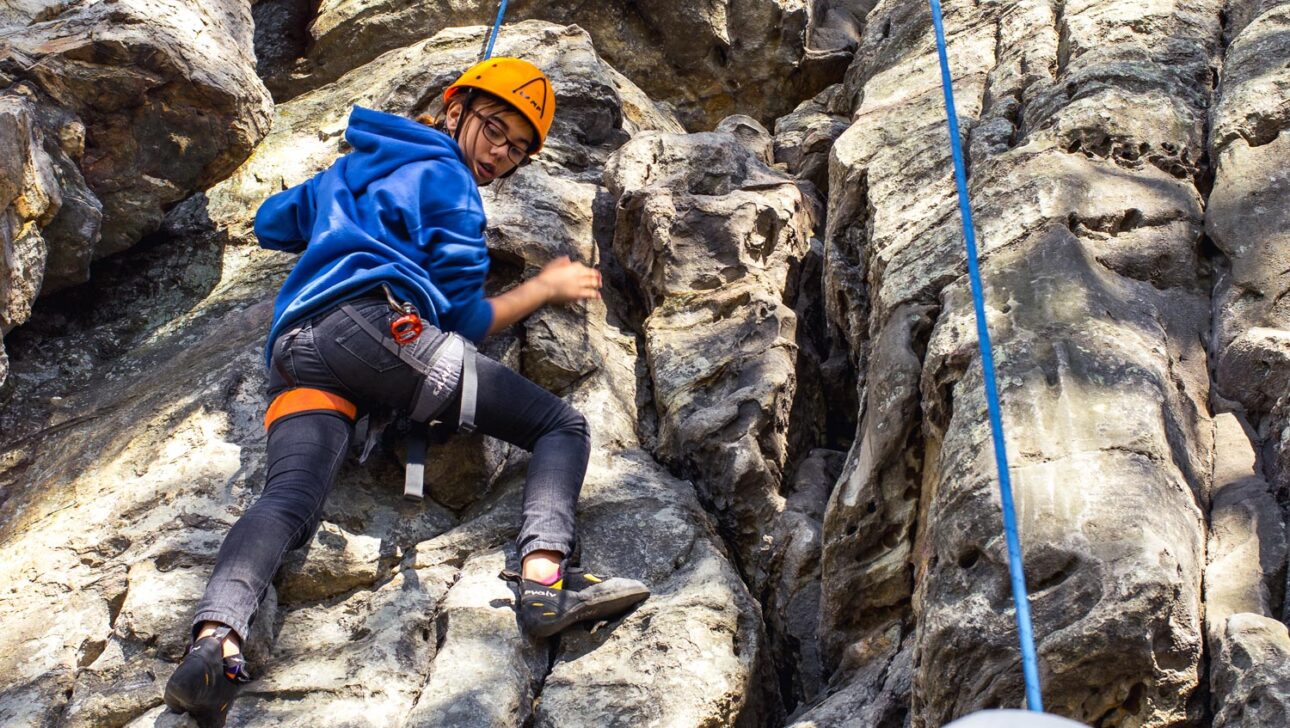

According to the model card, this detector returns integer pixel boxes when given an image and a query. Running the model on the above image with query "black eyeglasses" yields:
[467,109,531,166]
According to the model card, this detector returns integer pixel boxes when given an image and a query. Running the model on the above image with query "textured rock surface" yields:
[268,0,856,129]
[1208,0,1290,677]
[773,84,850,195]
[1209,614,1290,728]
[0,84,104,390]
[2,0,272,254]
[0,94,61,340]
[606,127,814,586]
[0,0,271,387]
[811,0,1226,725]
[404,550,546,727]
[919,228,1210,726]
[1205,413,1290,727]
[764,449,846,707]
[1209,2,1290,525]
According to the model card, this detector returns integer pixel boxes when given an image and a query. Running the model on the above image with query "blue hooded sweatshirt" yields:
[254,105,493,361]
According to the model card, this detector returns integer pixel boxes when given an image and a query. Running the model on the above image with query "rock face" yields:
[0,87,99,391]
[1209,1,1290,513]
[0,0,273,384]
[773,84,850,195]
[263,0,863,129]
[1205,413,1290,727]
[606,126,814,580]
[1204,3,1290,716]
[805,0,1262,724]
[8,0,273,255]
[0,94,62,337]
[606,124,835,711]
[2,0,1290,726]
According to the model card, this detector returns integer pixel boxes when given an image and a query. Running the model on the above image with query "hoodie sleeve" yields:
[253,172,323,253]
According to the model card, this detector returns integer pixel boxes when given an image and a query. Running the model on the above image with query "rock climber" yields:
[163,57,651,726]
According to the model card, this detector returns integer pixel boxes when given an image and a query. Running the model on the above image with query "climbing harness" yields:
[478,0,509,62]
[339,302,479,501]
[928,0,1044,712]
[401,343,479,502]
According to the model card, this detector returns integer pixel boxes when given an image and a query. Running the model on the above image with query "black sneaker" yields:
[163,626,251,728]
[501,566,651,638]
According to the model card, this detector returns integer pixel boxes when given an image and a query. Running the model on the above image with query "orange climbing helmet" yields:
[444,57,555,153]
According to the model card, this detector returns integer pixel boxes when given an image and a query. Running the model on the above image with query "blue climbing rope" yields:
[927,0,1044,712]
[481,0,510,60]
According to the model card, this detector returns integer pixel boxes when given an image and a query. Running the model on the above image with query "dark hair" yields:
[416,90,539,153]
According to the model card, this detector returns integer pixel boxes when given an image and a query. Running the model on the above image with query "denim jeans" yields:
[190,296,590,641]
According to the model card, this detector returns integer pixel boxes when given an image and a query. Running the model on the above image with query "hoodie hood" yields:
[342,105,467,192]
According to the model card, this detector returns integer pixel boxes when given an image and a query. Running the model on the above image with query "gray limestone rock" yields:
[773,84,850,195]
[716,114,776,164]
[766,448,846,708]
[18,89,101,295]
[405,550,548,727]
[273,0,852,129]
[1205,413,1290,726]
[0,92,60,338]
[786,626,912,728]
[1,0,272,256]
[276,521,383,604]
[0,83,101,386]
[1207,11,1290,687]
[532,450,769,728]
[0,0,269,388]
[819,301,931,669]
[605,129,815,588]
[1209,124,1290,420]
[917,227,1209,727]
[233,566,454,725]
[62,644,172,728]
[1208,4,1290,522]
[805,0,875,72]
[1209,614,1290,728]
[817,0,1221,724]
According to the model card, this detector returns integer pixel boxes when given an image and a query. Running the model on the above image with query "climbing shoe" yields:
[163,625,251,728]
[501,565,651,638]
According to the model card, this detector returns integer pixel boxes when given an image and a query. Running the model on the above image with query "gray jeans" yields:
[190,296,589,641]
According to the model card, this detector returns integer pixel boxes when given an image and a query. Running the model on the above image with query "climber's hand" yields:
[536,256,602,305]
[486,256,601,335]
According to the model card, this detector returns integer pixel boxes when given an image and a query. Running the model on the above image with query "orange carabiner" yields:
[391,312,422,345]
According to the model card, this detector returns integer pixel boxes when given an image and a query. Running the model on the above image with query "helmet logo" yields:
[512,77,549,118]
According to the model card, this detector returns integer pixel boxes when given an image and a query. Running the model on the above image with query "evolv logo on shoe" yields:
[525,588,561,598]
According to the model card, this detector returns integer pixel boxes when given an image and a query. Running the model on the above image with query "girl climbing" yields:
[163,58,651,727]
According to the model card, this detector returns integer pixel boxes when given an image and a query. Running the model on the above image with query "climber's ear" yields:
[442,99,464,136]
